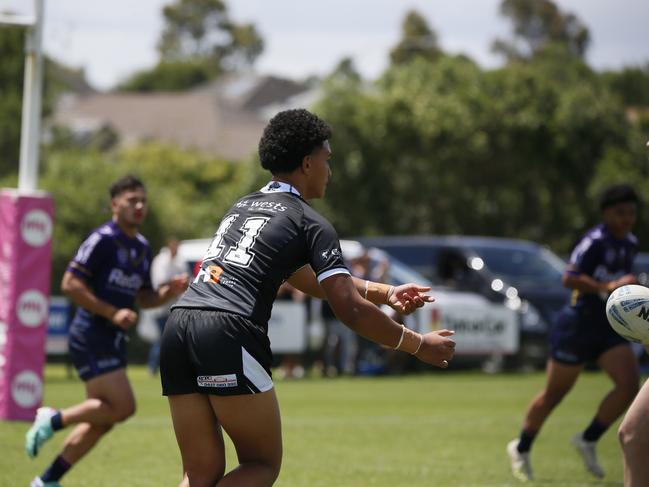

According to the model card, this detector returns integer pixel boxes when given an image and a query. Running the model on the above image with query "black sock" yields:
[50,411,63,431]
[40,455,71,482]
[517,430,536,453]
[583,418,609,442]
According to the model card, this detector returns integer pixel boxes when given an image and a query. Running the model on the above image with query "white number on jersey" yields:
[224,217,270,267]
[203,214,238,260]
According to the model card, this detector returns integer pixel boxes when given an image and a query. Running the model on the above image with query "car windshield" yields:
[471,245,565,286]
[387,257,432,287]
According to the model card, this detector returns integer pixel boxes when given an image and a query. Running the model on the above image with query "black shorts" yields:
[550,306,630,365]
[160,308,274,396]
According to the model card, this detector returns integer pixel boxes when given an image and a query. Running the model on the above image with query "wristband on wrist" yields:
[393,324,405,350]
[387,286,395,301]
[413,334,424,355]
[395,326,423,354]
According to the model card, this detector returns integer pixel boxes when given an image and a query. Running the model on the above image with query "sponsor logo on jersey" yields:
[321,248,342,261]
[107,268,143,291]
[194,265,224,284]
[249,201,287,213]
[197,374,238,388]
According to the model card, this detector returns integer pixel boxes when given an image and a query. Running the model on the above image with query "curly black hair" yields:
[258,109,332,174]
[599,184,639,210]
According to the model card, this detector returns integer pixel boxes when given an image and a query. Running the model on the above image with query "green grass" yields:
[1,365,630,486]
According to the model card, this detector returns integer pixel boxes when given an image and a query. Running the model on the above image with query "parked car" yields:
[357,235,571,368]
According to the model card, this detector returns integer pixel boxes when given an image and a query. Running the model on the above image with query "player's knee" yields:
[113,401,136,423]
[184,463,225,487]
[618,420,643,453]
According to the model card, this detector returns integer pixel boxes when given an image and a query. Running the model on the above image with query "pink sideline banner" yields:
[0,189,54,421]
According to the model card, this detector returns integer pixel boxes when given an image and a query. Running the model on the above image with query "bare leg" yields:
[522,359,582,433]
[596,345,639,425]
[60,368,136,427]
[168,393,225,487]
[619,378,649,486]
[211,389,282,487]
[59,368,136,464]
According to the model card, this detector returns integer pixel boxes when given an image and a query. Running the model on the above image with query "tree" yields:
[0,26,79,177]
[120,0,264,92]
[117,60,214,92]
[315,54,645,253]
[492,0,590,62]
[158,0,263,70]
[602,64,649,106]
[390,10,442,65]
[0,26,26,177]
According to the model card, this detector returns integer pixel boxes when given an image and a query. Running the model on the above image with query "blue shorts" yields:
[550,306,630,365]
[68,321,128,381]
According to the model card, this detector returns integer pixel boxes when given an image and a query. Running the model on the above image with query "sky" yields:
[2,0,648,91]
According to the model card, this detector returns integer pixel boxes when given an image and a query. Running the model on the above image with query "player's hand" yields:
[414,329,456,368]
[111,308,138,329]
[388,283,434,315]
[611,274,637,290]
[168,273,190,296]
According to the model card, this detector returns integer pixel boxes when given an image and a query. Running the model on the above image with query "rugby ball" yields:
[606,284,649,345]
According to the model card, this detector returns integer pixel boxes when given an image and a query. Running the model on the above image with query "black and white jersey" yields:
[174,181,350,328]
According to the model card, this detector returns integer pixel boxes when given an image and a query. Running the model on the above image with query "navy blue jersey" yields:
[175,182,350,328]
[67,220,152,332]
[567,223,638,311]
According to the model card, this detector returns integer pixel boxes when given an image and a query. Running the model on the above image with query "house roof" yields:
[51,73,317,160]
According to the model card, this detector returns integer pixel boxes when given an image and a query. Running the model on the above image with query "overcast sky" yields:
[2,0,648,91]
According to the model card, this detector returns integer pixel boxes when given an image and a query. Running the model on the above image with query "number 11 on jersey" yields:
[203,214,270,268]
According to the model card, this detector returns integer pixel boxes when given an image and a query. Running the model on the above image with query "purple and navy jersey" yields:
[67,220,152,330]
[175,181,350,328]
[567,223,638,309]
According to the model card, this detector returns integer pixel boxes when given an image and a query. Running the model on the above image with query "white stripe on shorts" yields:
[242,346,273,392]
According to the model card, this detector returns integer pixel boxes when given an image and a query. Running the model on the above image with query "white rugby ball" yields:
[606,284,649,345]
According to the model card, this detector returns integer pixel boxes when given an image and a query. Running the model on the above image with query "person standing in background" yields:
[148,237,189,375]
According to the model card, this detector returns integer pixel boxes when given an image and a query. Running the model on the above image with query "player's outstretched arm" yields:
[321,273,455,368]
[288,266,434,315]
[61,271,137,329]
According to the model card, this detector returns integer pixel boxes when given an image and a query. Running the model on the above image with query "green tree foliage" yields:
[316,54,646,252]
[390,10,441,66]
[602,64,649,106]
[117,60,215,92]
[492,0,590,62]
[158,0,263,70]
[0,26,24,177]
[0,26,80,177]
[37,143,260,291]
[120,0,263,92]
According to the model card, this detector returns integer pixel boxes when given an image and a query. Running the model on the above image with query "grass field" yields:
[0,365,633,486]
